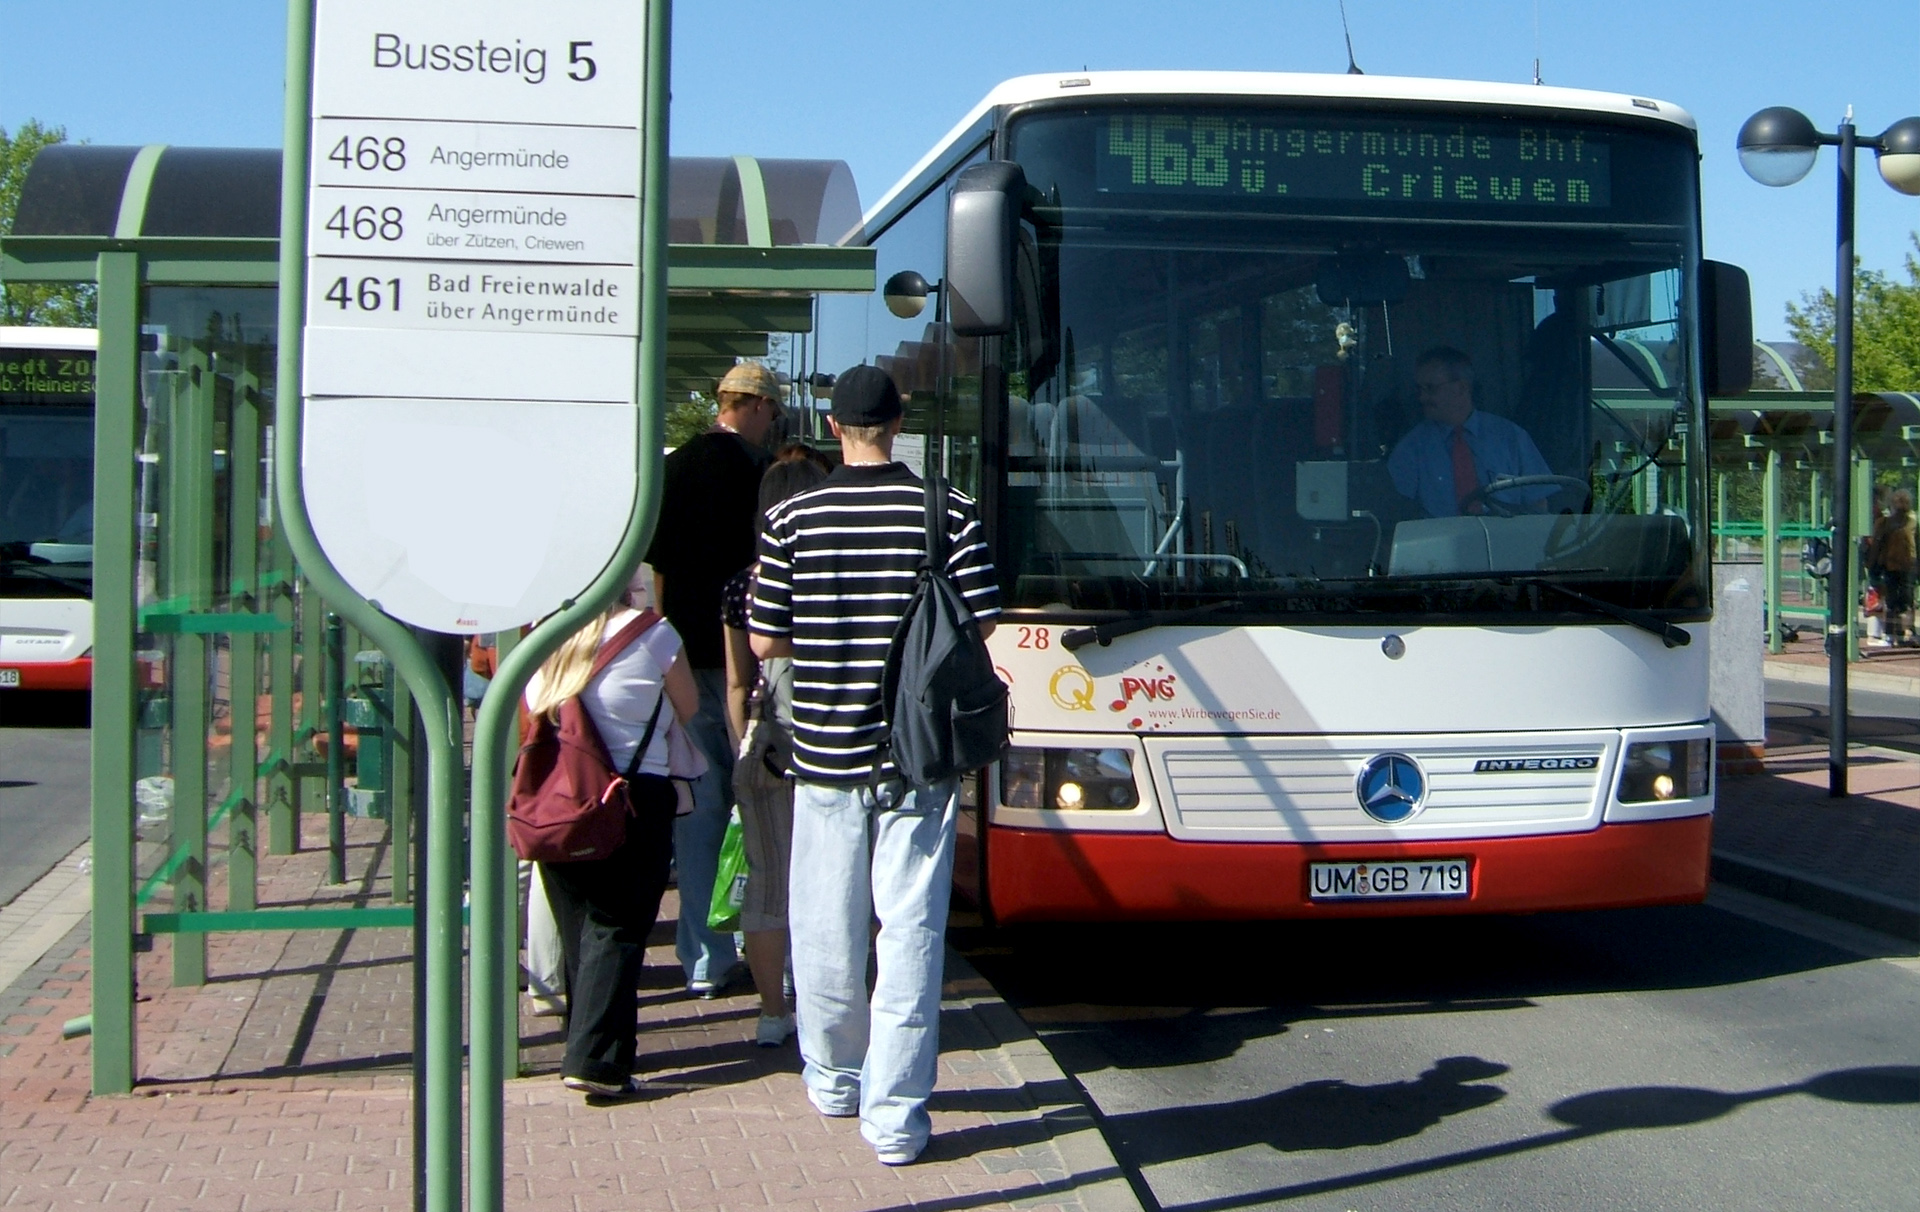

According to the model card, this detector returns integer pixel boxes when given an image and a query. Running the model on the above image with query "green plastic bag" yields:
[707,807,749,932]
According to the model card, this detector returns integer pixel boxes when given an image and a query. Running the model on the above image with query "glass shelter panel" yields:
[132,288,284,946]
[1000,105,1707,623]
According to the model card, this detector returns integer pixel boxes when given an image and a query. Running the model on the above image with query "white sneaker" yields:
[754,1013,796,1048]
[524,992,566,1018]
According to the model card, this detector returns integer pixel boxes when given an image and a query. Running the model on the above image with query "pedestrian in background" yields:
[525,567,697,1099]
[1871,488,1917,646]
[749,366,1000,1165]
[647,361,782,996]
[722,444,831,1049]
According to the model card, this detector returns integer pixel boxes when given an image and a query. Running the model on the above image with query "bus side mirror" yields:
[946,162,1028,336]
[1701,260,1753,398]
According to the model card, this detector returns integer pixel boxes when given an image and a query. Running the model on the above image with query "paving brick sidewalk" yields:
[1713,743,1920,940]
[0,814,1138,1212]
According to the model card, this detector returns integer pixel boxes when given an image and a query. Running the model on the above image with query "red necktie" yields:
[1450,426,1481,514]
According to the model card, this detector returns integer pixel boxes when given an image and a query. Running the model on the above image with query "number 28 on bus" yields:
[830,72,1750,923]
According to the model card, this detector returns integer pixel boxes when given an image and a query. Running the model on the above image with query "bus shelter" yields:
[1708,386,1920,656]
[0,144,873,1095]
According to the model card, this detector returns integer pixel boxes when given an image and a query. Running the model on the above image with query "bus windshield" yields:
[998,105,1705,622]
[0,345,95,601]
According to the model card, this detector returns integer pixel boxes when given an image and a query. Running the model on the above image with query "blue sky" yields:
[4,0,1918,340]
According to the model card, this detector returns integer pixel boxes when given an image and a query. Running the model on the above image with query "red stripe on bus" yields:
[984,814,1712,923]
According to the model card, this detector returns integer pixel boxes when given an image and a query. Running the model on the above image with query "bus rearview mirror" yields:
[947,162,1028,336]
[1701,260,1753,398]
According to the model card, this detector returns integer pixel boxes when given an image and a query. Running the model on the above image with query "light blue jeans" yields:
[675,667,741,986]
[789,776,958,1157]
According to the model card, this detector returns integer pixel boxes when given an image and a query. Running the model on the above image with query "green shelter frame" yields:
[0,141,873,1106]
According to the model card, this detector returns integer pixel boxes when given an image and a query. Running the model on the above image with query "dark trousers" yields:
[540,774,676,1085]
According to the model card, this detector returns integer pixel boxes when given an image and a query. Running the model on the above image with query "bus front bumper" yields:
[984,813,1712,923]
[0,657,93,692]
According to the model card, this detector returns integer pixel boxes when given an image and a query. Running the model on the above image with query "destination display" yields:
[1095,111,1612,209]
[0,350,94,405]
[304,0,646,633]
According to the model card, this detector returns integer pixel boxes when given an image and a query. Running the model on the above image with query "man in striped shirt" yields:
[749,365,999,1166]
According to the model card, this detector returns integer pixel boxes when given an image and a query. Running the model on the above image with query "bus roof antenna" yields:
[1532,0,1543,84]
[1338,0,1363,74]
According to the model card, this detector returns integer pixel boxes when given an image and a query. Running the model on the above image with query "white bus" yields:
[0,326,97,691]
[822,72,1751,923]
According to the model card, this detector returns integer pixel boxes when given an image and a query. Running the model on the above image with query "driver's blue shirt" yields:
[1387,409,1553,517]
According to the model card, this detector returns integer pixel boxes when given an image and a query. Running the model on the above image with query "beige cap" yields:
[716,361,779,400]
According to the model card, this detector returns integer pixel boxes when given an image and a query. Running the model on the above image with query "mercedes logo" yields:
[1355,752,1427,823]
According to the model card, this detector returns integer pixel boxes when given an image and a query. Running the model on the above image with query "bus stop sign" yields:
[303,0,644,633]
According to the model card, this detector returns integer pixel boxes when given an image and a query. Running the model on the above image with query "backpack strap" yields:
[624,692,668,782]
[923,472,949,573]
[594,608,667,781]
[589,609,660,682]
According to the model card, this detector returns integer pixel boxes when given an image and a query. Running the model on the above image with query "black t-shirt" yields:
[646,430,769,669]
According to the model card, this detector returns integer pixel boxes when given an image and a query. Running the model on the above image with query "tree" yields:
[0,120,97,327]
[1785,233,1920,393]
[664,393,716,448]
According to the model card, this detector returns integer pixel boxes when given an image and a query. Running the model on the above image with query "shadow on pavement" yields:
[1105,1055,1510,1165]
[1147,1064,1920,1212]
[959,901,1884,1074]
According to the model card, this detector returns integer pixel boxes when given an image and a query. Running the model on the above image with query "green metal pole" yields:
[389,672,413,903]
[326,612,346,884]
[278,5,465,1210]
[1715,472,1727,562]
[267,528,297,853]
[1848,456,1870,662]
[89,250,141,1094]
[1765,447,1783,654]
[299,575,323,830]
[467,4,673,1208]
[226,355,263,911]
[168,341,215,988]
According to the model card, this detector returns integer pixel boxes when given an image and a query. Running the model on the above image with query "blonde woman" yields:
[526,566,698,1099]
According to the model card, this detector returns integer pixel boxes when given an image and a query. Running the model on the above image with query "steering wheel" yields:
[1459,475,1593,518]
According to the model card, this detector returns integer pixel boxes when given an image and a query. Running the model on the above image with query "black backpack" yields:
[878,473,1009,786]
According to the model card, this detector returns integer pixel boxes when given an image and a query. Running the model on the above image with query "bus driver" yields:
[1387,346,1553,517]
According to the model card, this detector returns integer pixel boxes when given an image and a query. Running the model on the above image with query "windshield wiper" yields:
[1516,577,1690,648]
[1061,600,1240,651]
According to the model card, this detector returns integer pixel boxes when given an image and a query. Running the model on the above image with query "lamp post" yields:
[1737,106,1920,796]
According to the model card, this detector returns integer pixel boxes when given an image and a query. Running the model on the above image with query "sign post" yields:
[282,4,670,1211]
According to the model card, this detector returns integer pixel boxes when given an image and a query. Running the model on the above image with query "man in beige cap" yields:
[647,360,782,996]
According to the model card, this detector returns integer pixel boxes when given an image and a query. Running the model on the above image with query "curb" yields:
[943,947,1146,1212]
[1764,660,1920,698]
[1711,851,1920,942]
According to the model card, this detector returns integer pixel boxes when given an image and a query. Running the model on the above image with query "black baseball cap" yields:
[829,364,903,426]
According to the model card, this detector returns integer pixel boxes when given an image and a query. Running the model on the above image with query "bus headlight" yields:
[1001,747,1139,810]
[1618,739,1711,803]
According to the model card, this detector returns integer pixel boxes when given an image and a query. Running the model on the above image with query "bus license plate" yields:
[1309,859,1470,900]
[0,669,18,687]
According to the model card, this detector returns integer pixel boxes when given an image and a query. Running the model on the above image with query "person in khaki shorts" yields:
[721,447,830,1047]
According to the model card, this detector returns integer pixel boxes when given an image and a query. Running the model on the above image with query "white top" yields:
[579,610,684,777]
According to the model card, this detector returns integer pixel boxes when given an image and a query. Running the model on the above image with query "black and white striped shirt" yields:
[749,463,1000,783]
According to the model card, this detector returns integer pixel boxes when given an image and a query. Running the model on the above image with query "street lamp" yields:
[1738,105,1920,796]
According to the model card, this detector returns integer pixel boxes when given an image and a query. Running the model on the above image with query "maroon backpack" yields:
[507,611,667,863]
